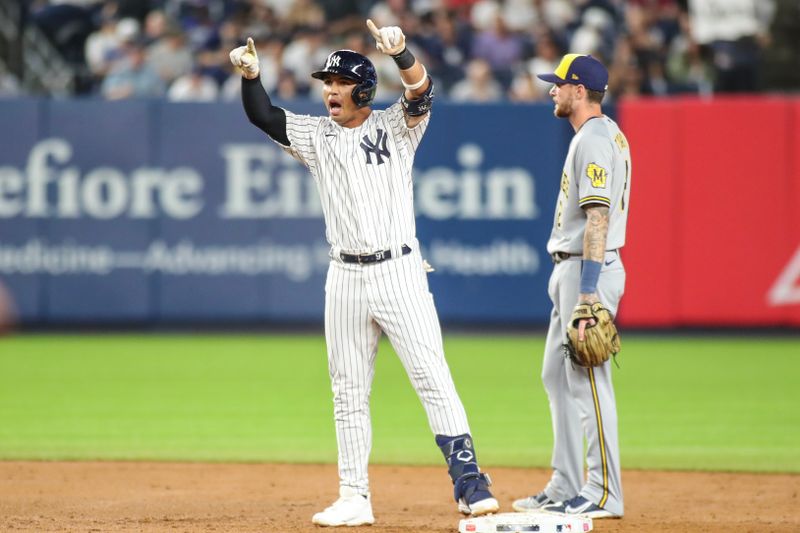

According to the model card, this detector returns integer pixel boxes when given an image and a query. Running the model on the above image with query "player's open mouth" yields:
[329,99,342,116]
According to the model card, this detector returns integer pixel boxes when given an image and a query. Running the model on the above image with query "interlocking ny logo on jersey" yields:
[360,128,390,165]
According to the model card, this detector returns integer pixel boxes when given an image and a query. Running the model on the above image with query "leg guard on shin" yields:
[436,434,497,515]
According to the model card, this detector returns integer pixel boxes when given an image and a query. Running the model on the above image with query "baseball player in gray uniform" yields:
[512,54,630,519]
[230,20,498,527]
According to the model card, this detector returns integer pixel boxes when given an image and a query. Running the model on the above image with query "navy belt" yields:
[341,244,412,265]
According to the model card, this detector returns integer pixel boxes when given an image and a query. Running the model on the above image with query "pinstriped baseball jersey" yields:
[547,115,631,255]
[280,102,428,253]
[269,101,471,493]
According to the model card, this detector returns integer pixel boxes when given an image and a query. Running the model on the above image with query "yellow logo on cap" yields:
[586,163,607,188]
[571,73,579,80]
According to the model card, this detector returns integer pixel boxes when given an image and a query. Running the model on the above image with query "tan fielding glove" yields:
[229,37,259,79]
[565,302,621,367]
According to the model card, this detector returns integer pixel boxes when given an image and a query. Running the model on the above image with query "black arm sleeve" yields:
[241,76,290,147]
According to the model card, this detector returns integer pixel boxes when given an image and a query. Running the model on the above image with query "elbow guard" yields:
[401,77,434,117]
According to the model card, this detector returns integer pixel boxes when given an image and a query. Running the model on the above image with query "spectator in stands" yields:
[240,2,281,42]
[100,39,165,99]
[10,0,799,101]
[167,66,219,101]
[194,45,229,87]
[450,58,503,102]
[508,69,539,101]
[411,9,471,94]
[84,7,124,82]
[146,28,194,85]
[141,9,170,45]
[538,0,578,38]
[686,0,775,93]
[499,0,538,34]
[274,68,300,100]
[0,65,21,98]
[282,0,326,34]
[607,35,646,100]
[665,21,714,96]
[281,25,329,94]
[171,1,219,51]
[470,1,525,89]
[525,31,562,101]
[569,6,614,57]
[315,0,365,35]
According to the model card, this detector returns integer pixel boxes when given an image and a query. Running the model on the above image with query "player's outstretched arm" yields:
[229,38,290,146]
[366,19,433,125]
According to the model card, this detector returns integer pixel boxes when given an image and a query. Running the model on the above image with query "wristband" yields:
[401,65,428,90]
[392,47,415,70]
[580,259,602,294]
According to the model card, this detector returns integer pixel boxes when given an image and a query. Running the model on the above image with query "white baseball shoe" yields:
[312,486,375,527]
[459,495,500,517]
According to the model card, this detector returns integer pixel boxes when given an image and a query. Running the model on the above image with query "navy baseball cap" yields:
[538,54,609,92]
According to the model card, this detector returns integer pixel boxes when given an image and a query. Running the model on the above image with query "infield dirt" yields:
[0,462,797,532]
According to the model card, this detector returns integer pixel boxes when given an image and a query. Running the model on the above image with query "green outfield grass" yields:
[0,333,798,473]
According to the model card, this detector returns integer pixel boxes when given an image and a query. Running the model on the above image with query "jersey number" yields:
[556,199,563,229]
[621,158,629,211]
[556,171,569,228]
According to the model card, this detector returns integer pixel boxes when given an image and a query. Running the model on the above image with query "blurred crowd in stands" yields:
[2,0,798,102]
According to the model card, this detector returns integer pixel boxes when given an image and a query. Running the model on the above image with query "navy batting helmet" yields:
[311,50,377,108]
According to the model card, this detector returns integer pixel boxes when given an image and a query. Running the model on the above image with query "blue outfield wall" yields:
[0,98,586,325]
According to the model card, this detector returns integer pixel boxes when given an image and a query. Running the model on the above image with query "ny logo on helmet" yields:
[327,54,341,68]
[360,128,390,165]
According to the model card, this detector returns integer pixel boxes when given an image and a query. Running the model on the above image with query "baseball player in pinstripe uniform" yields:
[512,54,630,519]
[230,20,498,527]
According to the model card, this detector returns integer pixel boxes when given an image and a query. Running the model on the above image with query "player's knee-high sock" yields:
[435,434,493,503]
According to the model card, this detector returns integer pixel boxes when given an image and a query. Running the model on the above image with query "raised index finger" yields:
[366,19,381,38]
[246,37,256,54]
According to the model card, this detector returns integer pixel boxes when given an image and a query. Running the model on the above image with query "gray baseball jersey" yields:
[540,115,631,516]
[274,102,471,494]
[547,115,631,255]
